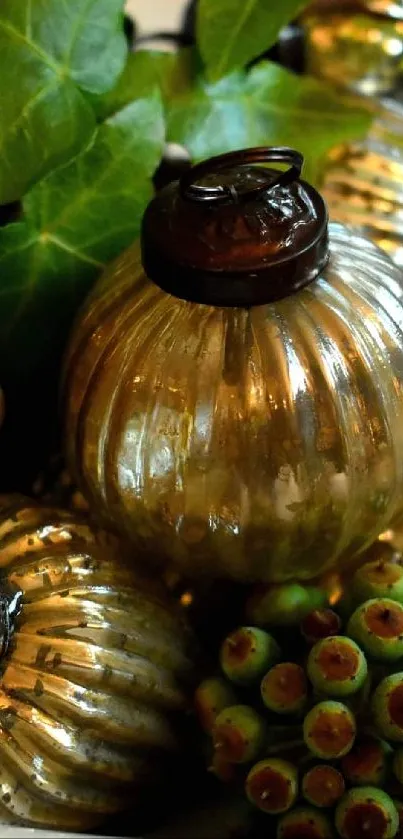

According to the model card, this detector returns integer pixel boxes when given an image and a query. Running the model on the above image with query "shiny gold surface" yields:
[365,0,403,19]
[323,99,403,266]
[305,12,403,95]
[63,224,403,583]
[0,496,192,831]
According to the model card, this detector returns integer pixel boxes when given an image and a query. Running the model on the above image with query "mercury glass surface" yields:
[0,496,192,831]
[305,11,403,96]
[365,0,403,18]
[64,223,403,583]
[323,99,403,267]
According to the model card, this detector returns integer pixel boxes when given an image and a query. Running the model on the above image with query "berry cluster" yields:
[195,558,403,838]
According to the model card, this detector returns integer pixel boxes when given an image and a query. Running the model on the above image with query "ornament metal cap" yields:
[141,146,329,307]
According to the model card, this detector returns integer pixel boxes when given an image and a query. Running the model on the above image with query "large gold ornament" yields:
[64,148,403,583]
[0,495,193,831]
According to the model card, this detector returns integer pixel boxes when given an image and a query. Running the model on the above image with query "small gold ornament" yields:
[0,495,193,831]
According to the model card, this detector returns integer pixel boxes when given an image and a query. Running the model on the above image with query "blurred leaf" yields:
[0,89,164,376]
[90,49,192,120]
[165,58,373,185]
[0,0,128,203]
[197,0,310,80]
[90,50,168,120]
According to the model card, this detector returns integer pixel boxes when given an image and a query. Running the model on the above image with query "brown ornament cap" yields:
[141,147,329,307]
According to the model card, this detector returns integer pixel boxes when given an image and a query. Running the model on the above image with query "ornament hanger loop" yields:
[179,147,304,205]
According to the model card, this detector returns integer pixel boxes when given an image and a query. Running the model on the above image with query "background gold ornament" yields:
[303,3,403,266]
[323,101,403,267]
[305,11,403,96]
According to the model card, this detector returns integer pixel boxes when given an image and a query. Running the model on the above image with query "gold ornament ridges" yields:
[323,100,403,267]
[64,223,403,583]
[304,7,403,267]
[0,496,192,831]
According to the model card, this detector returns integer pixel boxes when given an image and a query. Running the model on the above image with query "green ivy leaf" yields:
[90,50,174,120]
[0,88,164,376]
[91,49,203,121]
[0,0,128,204]
[197,0,310,80]
[165,59,373,185]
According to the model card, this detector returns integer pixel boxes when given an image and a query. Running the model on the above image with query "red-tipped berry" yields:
[348,598,403,661]
[307,635,367,697]
[302,763,345,808]
[342,736,391,786]
[372,673,403,742]
[212,705,266,764]
[303,700,356,759]
[335,787,398,839]
[220,626,280,685]
[301,608,341,645]
[245,757,298,814]
[277,807,333,838]
[353,560,403,605]
[261,663,307,715]
[194,678,237,733]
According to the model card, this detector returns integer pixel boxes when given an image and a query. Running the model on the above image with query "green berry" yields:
[212,705,266,764]
[303,700,356,759]
[307,635,367,697]
[245,757,297,814]
[348,598,403,661]
[342,736,391,786]
[220,626,280,685]
[261,663,307,715]
[277,807,333,839]
[372,673,403,742]
[301,608,341,645]
[335,787,398,839]
[194,678,237,733]
[302,764,345,808]
[246,582,327,627]
[353,560,403,605]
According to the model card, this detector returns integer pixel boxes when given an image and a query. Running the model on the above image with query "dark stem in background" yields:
[0,201,21,227]
[123,14,136,44]
[128,0,306,77]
